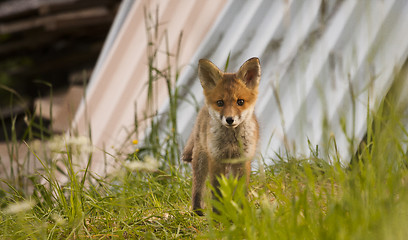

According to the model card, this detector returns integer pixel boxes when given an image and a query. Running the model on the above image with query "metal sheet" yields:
[163,0,408,166]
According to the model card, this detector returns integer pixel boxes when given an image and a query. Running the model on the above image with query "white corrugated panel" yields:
[71,0,228,174]
[163,0,408,166]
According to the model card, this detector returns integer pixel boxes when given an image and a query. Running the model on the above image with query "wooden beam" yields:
[0,0,76,18]
[0,0,119,19]
[0,7,111,34]
[0,22,112,56]
[10,40,104,78]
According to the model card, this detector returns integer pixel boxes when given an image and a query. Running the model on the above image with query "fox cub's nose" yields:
[226,117,234,125]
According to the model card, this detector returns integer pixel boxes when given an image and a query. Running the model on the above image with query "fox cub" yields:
[182,57,261,215]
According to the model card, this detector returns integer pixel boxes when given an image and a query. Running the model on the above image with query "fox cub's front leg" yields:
[191,148,208,216]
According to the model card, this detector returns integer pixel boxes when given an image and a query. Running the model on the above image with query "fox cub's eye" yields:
[237,99,244,106]
[216,100,224,107]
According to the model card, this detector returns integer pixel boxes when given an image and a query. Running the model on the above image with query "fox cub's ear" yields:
[198,59,222,89]
[237,57,261,89]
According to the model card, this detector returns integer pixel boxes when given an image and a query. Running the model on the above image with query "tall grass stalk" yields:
[136,5,183,169]
[0,84,49,193]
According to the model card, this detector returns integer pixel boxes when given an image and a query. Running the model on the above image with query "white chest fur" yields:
[207,117,257,162]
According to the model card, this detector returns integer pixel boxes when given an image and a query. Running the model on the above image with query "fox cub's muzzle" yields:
[223,116,238,128]
[226,117,234,125]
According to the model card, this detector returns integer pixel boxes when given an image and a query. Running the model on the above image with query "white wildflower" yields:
[68,135,93,155]
[260,195,277,214]
[51,213,67,225]
[48,135,65,153]
[30,139,44,153]
[4,199,36,214]
[48,135,93,155]
[125,155,160,172]
[69,135,89,146]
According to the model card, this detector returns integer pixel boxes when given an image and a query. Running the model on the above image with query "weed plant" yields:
[136,6,183,170]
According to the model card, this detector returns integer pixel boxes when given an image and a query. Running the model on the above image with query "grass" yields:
[2,7,408,240]
[1,92,408,239]
[0,159,204,239]
[2,103,408,239]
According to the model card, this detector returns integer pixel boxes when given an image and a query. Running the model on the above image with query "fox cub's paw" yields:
[181,151,193,162]
[193,209,204,216]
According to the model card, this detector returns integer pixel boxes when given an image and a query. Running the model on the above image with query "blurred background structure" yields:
[0,0,120,135]
[0,0,120,181]
[1,0,408,177]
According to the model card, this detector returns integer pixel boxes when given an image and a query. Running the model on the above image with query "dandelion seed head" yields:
[48,135,93,155]
[48,136,65,153]
[4,199,36,214]
[125,155,160,172]
[51,213,67,225]
[144,155,160,171]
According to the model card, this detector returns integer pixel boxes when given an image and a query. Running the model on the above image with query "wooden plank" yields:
[0,21,112,56]
[0,7,111,34]
[0,0,119,19]
[12,41,104,78]
[0,0,75,18]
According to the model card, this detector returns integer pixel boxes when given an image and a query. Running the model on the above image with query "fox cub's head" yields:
[198,57,261,128]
